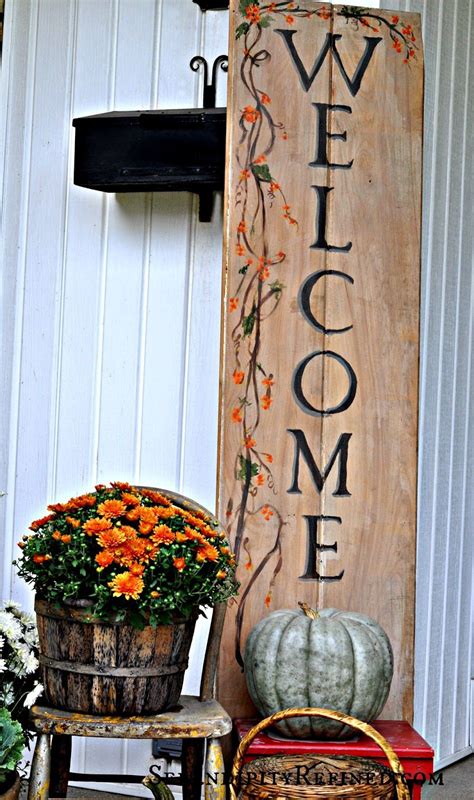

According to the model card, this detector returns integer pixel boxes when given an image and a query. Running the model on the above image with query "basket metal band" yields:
[39,654,188,678]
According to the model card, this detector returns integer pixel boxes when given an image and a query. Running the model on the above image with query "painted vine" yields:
[227,1,418,667]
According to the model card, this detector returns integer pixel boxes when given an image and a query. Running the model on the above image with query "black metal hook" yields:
[190,55,228,109]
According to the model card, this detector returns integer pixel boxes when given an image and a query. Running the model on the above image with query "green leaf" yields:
[237,455,259,482]
[236,21,250,38]
[251,163,272,183]
[242,311,256,336]
[260,15,272,28]
[239,265,249,275]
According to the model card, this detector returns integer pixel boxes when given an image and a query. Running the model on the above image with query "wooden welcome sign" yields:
[218,1,423,721]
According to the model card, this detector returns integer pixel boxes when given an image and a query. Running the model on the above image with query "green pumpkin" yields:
[244,604,393,739]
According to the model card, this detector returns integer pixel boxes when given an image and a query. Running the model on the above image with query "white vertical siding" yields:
[0,0,228,790]
[400,0,474,768]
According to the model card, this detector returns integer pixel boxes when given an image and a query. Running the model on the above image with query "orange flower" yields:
[61,534,71,544]
[96,550,115,569]
[66,516,80,528]
[173,557,186,572]
[83,517,112,536]
[140,489,171,506]
[17,541,26,549]
[52,530,62,541]
[254,154,266,165]
[392,15,399,24]
[196,544,219,562]
[245,4,261,23]
[260,92,271,105]
[262,376,274,388]
[121,491,140,507]
[30,514,56,531]
[129,563,145,576]
[216,569,227,579]
[97,527,126,549]
[233,370,245,385]
[276,250,285,260]
[282,132,288,140]
[237,220,247,233]
[67,494,96,509]
[269,181,280,193]
[256,474,265,486]
[240,169,251,181]
[264,593,272,608]
[267,2,276,11]
[244,435,256,449]
[285,14,295,24]
[33,554,51,564]
[232,407,243,423]
[235,244,245,256]
[150,590,160,598]
[245,560,252,571]
[261,505,273,521]
[261,395,272,410]
[264,453,273,463]
[243,105,260,124]
[220,546,230,555]
[108,571,144,600]
[155,506,175,519]
[229,297,239,312]
[48,502,68,513]
[176,532,188,543]
[151,524,176,544]
[97,499,126,519]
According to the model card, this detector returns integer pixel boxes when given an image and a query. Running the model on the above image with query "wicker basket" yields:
[230,708,410,800]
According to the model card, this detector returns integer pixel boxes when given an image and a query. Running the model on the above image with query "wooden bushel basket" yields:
[230,708,410,800]
[35,598,196,715]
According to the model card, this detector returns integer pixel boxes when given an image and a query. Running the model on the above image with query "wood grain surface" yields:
[217,2,423,722]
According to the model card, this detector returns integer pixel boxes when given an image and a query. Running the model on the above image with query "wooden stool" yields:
[28,697,231,800]
[234,719,434,800]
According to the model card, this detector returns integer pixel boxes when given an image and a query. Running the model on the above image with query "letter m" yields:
[287,429,351,496]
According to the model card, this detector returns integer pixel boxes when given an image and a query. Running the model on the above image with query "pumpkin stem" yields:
[298,601,319,619]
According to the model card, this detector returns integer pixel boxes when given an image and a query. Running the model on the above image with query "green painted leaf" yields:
[242,311,256,336]
[252,163,272,183]
[260,15,272,28]
[236,21,250,38]
[237,455,259,482]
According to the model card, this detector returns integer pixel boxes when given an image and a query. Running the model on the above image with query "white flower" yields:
[23,683,43,708]
[24,652,39,674]
[0,610,22,641]
[0,658,6,673]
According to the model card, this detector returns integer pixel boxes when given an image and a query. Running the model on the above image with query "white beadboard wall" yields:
[0,0,472,782]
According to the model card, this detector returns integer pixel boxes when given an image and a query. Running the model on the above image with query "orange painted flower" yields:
[97,527,127,549]
[245,560,252,571]
[262,376,274,388]
[285,15,295,24]
[260,92,271,105]
[237,220,247,233]
[235,243,245,256]
[261,395,272,410]
[261,505,274,521]
[229,297,239,312]
[264,593,272,608]
[233,369,245,385]
[243,105,260,124]
[257,474,265,486]
[232,407,243,423]
[245,4,261,23]
[269,181,280,193]
[83,517,112,536]
[173,557,186,572]
[254,154,266,165]
[97,499,127,519]
[244,435,256,449]
[392,15,399,23]
[264,453,273,463]
[108,571,144,600]
[240,169,251,181]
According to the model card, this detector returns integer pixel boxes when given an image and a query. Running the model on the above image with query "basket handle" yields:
[229,707,410,800]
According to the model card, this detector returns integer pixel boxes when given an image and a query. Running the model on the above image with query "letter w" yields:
[287,430,351,496]
[274,31,382,96]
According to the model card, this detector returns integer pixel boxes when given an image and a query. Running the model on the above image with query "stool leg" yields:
[28,733,51,800]
[204,738,225,800]
[182,739,205,800]
[49,735,71,798]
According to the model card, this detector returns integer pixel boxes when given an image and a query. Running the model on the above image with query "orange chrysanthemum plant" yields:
[15,483,238,627]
